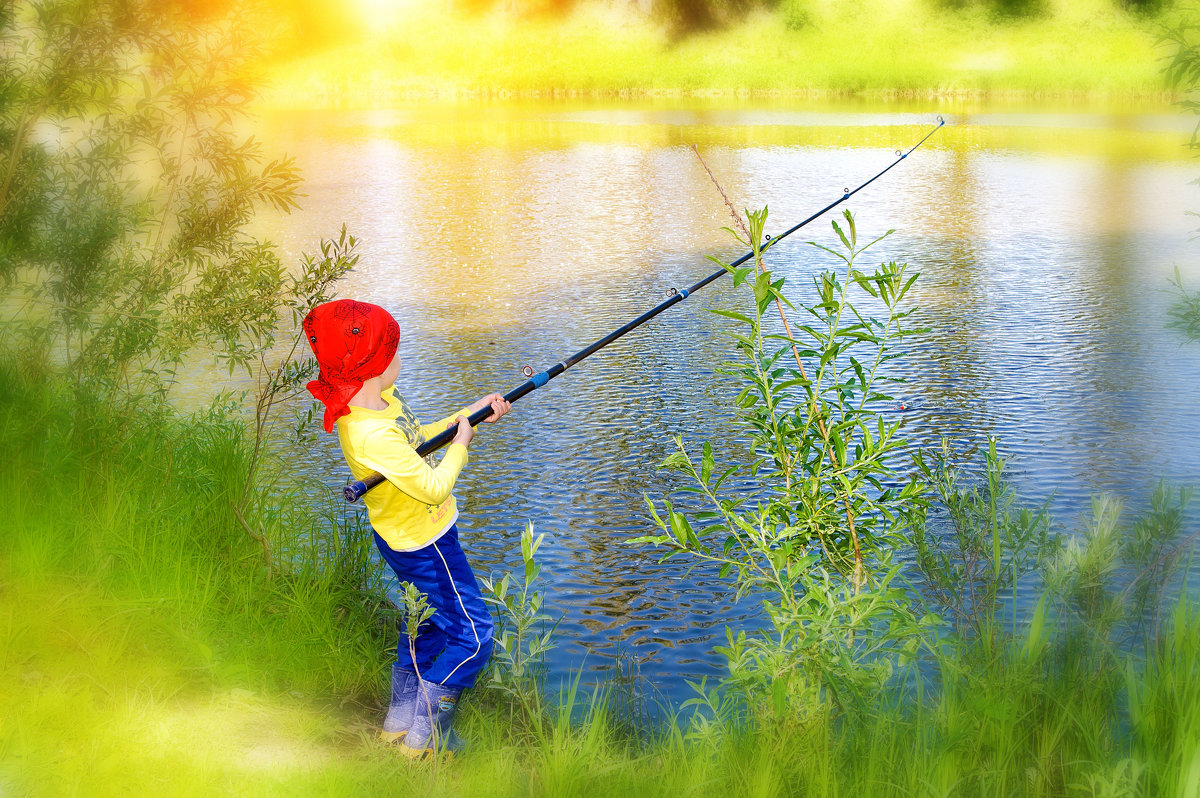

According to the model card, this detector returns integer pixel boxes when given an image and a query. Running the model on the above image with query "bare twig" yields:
[231,499,273,575]
[691,144,752,241]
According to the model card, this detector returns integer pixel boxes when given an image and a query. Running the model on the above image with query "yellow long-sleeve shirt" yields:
[336,385,471,552]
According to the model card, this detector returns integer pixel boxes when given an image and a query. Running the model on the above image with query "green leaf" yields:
[851,358,868,390]
[644,496,665,529]
[667,511,686,542]
[1021,593,1050,661]
[629,534,671,546]
[659,451,692,472]
[753,272,771,309]
[851,268,879,297]
[670,511,693,548]
[832,218,851,252]
[710,308,754,326]
[771,674,789,714]
[713,464,740,489]
[524,560,540,585]
[830,428,846,465]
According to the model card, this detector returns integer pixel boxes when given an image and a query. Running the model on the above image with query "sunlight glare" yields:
[356,0,422,32]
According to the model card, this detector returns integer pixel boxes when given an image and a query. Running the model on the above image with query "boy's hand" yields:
[451,415,474,447]
[470,392,512,423]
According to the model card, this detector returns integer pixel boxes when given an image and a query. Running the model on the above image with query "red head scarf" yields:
[303,300,401,433]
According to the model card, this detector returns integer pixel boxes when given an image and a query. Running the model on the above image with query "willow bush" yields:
[637,208,931,716]
[636,209,1198,798]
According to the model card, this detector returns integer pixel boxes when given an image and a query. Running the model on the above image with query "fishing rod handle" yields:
[342,382,535,502]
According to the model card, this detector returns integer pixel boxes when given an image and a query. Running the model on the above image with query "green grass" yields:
[2,358,1198,796]
[261,0,1175,108]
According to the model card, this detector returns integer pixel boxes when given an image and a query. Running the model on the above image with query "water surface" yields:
[247,100,1200,706]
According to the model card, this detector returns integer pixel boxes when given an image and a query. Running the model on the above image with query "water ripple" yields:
[249,104,1200,706]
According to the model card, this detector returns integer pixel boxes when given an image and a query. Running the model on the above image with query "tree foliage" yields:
[1164,8,1200,341]
[0,0,346,404]
[1,0,359,569]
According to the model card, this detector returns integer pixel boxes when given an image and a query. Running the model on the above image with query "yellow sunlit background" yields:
[212,0,1174,108]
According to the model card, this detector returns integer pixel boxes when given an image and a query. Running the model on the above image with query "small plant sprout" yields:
[397,580,436,673]
[481,522,560,726]
[911,437,1052,644]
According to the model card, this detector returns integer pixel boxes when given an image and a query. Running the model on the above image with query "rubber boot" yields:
[398,677,462,759]
[379,665,419,744]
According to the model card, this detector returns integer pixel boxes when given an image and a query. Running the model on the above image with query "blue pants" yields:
[373,525,494,691]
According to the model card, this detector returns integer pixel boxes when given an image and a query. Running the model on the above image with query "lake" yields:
[247,99,1200,708]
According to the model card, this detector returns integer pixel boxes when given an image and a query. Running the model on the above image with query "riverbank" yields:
[260,0,1175,109]
[2,357,1198,796]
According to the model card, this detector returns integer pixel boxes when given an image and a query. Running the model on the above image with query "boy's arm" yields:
[416,393,511,440]
[418,407,472,442]
[360,427,468,505]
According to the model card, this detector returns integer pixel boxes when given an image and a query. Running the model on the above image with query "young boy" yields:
[303,299,510,759]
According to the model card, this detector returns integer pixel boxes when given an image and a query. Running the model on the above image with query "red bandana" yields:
[303,300,401,433]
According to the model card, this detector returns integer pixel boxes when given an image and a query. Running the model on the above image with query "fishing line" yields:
[342,116,946,502]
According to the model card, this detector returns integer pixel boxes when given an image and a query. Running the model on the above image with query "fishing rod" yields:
[342,115,945,503]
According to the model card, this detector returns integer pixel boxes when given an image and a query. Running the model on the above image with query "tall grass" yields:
[3,346,1199,796]
[0,355,400,793]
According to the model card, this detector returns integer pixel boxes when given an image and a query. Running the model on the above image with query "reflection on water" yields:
[243,101,1200,706]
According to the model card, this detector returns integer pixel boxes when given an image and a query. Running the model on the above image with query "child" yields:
[303,299,510,759]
